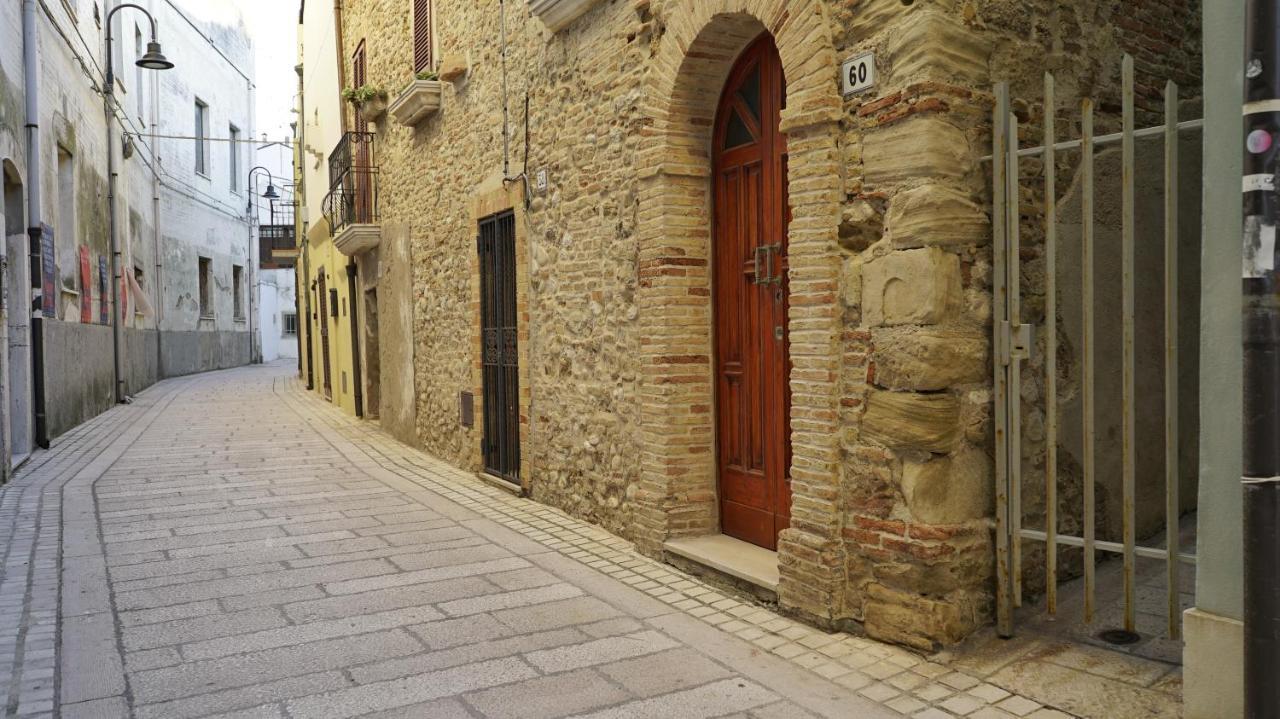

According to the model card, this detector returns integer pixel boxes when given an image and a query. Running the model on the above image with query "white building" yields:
[0,0,260,473]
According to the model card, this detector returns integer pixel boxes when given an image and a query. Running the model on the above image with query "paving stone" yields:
[524,630,681,673]
[286,657,539,719]
[181,605,445,661]
[353,628,588,684]
[598,647,733,697]
[132,629,423,703]
[571,678,778,719]
[285,576,497,622]
[134,671,353,719]
[489,595,624,634]
[122,607,288,650]
[462,667,631,719]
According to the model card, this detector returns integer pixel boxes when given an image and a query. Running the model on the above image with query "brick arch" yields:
[632,0,849,623]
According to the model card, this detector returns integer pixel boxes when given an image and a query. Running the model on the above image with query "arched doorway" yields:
[713,35,791,550]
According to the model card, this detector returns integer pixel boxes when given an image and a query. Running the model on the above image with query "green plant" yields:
[415,70,439,81]
[341,84,385,105]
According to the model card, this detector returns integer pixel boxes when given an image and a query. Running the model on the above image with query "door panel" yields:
[714,35,791,551]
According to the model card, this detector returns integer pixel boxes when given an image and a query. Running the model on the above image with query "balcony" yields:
[259,224,297,270]
[324,132,381,256]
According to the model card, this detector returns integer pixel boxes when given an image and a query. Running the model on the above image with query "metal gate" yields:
[990,55,1199,640]
[478,211,520,483]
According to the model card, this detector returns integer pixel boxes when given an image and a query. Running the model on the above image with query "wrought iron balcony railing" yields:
[324,132,379,236]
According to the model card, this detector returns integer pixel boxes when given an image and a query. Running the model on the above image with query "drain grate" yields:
[1097,629,1142,645]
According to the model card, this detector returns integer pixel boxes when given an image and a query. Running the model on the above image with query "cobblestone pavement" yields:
[0,363,1095,718]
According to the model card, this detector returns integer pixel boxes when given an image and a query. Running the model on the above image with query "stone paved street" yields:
[0,364,1088,718]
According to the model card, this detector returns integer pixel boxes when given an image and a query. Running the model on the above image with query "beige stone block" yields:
[888,184,989,249]
[864,583,976,651]
[872,327,986,391]
[884,12,991,85]
[861,247,961,326]
[861,390,960,453]
[901,448,991,525]
[862,117,972,188]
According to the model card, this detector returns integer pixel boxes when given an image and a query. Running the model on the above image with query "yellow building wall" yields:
[294,0,360,418]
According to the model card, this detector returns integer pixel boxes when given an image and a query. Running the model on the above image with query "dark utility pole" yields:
[1244,1,1280,715]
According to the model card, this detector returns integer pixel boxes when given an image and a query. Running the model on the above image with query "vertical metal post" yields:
[1163,80,1182,639]
[992,82,1013,639]
[1120,54,1138,635]
[1043,72,1059,617]
[1243,0,1280,713]
[1007,108,1024,609]
[1081,98,1097,625]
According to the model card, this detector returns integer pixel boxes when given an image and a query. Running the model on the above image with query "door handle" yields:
[752,246,766,285]
[764,244,782,285]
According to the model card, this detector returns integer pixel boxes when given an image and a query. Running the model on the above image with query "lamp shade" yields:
[263,183,280,200]
[137,41,174,70]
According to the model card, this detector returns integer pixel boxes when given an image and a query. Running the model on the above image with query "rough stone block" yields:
[863,117,972,187]
[861,248,961,326]
[872,327,987,390]
[861,390,960,453]
[863,583,979,651]
[884,12,991,85]
[888,184,989,249]
[900,448,992,524]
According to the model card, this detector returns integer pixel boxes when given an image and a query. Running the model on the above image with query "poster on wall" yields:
[79,247,91,324]
[98,257,108,325]
[120,275,128,320]
[40,224,55,318]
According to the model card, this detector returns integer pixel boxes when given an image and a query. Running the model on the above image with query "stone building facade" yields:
[300,0,1201,650]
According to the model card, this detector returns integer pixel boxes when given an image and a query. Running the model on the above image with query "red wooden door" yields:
[713,35,791,551]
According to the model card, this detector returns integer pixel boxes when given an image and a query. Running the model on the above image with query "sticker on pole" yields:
[841,52,876,97]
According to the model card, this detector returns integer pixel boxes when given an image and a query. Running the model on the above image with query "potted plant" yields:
[389,70,444,128]
[342,84,389,122]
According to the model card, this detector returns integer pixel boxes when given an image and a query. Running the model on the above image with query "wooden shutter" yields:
[413,0,432,72]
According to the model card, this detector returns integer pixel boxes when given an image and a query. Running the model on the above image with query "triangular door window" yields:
[724,110,754,149]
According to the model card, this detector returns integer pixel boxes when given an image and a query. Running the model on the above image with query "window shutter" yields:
[413,0,432,73]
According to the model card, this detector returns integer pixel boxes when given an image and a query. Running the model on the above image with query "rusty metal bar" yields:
[1121,54,1137,635]
[1081,97,1097,625]
[1008,108,1024,609]
[978,118,1204,161]
[1164,79,1182,640]
[1043,72,1059,617]
[992,82,1013,639]
[1018,529,1197,564]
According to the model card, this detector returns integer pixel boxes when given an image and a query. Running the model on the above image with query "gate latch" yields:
[997,321,1034,366]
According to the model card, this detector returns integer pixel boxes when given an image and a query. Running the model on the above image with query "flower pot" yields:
[358,95,388,122]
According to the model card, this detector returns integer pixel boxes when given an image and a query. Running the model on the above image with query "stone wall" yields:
[334,0,1201,650]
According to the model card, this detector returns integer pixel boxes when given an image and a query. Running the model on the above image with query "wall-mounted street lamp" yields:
[245,166,281,365]
[105,3,173,404]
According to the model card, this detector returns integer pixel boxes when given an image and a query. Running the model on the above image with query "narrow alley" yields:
[0,363,1071,719]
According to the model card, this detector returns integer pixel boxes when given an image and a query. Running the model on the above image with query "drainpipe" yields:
[296,63,314,390]
[345,260,362,418]
[22,0,48,449]
[333,0,348,134]
[1243,1,1280,715]
[105,23,126,404]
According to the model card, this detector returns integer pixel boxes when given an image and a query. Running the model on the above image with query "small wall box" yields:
[389,79,444,127]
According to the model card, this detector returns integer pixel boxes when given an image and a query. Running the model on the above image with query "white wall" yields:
[258,267,298,362]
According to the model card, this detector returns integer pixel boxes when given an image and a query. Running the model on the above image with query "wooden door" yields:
[713,35,791,551]
[317,270,332,399]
